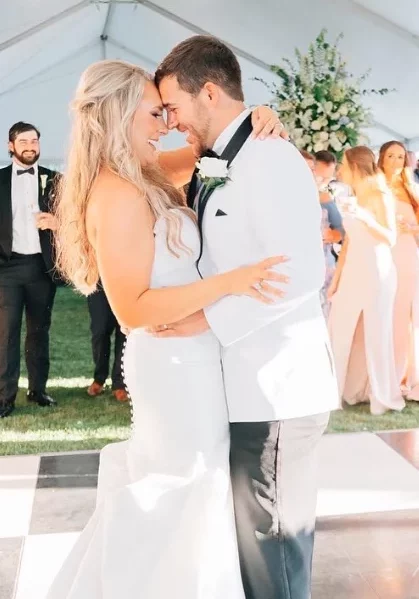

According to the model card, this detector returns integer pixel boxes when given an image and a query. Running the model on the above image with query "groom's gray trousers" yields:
[229,412,329,599]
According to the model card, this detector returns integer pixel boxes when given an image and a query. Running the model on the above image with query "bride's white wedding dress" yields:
[46,211,245,599]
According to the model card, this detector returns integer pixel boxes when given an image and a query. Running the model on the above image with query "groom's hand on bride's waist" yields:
[147,310,210,338]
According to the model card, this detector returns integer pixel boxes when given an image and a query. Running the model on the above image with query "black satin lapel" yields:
[37,170,46,212]
[196,185,216,278]
[186,168,199,209]
[194,114,253,277]
[0,166,13,249]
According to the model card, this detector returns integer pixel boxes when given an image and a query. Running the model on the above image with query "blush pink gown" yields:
[328,206,405,415]
[392,198,419,400]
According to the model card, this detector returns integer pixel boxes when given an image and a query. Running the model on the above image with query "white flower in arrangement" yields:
[329,133,343,152]
[314,141,329,152]
[339,104,350,116]
[336,130,347,143]
[347,122,355,129]
[329,84,346,103]
[323,101,334,115]
[319,131,329,142]
[300,110,313,129]
[279,100,294,111]
[301,95,315,109]
[311,120,323,131]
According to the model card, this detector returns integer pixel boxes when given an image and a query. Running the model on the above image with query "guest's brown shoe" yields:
[87,382,104,397]
[113,389,128,402]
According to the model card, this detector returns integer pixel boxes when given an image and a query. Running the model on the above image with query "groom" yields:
[156,36,340,599]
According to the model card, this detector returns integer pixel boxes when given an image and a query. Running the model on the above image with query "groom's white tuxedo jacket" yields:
[201,110,340,422]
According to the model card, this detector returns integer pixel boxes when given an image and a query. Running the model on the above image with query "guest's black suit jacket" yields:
[0,164,63,284]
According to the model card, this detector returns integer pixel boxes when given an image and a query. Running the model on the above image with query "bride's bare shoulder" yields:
[90,170,142,208]
[86,171,150,248]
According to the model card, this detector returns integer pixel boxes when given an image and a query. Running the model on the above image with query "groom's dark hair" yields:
[155,35,244,101]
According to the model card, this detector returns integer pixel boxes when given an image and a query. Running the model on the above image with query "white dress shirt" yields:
[11,162,42,255]
[201,109,340,421]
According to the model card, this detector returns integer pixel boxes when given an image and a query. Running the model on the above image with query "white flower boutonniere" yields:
[40,174,48,196]
[195,157,230,191]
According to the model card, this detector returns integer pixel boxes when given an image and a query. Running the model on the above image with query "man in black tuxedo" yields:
[0,122,61,417]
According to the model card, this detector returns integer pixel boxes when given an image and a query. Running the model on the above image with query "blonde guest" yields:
[379,141,419,400]
[328,146,404,415]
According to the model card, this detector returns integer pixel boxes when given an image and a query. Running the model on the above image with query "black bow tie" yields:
[200,148,220,159]
[16,167,35,176]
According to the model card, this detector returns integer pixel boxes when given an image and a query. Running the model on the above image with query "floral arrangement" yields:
[256,30,391,159]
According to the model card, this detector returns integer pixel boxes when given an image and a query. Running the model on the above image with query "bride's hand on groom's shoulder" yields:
[251,106,288,141]
[147,310,210,338]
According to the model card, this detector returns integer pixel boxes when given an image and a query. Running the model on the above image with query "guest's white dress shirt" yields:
[11,162,41,255]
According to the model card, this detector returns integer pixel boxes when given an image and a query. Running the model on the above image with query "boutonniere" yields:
[40,174,48,196]
[326,183,337,199]
[195,157,230,191]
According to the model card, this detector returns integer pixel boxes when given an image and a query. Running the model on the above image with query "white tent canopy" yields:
[1,0,419,166]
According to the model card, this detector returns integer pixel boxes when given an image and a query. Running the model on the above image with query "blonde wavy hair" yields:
[55,59,192,295]
[344,146,386,196]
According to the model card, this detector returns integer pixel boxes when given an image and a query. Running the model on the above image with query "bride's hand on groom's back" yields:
[225,256,290,304]
[147,310,210,338]
[147,256,290,338]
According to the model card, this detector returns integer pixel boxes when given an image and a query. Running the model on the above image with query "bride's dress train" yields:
[46,212,245,599]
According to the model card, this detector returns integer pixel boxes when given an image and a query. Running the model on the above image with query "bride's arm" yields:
[94,181,287,329]
[158,146,196,189]
[158,107,287,189]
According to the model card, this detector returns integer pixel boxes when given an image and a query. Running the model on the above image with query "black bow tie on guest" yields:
[16,167,35,176]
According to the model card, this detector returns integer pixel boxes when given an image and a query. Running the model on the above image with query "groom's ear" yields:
[202,82,220,106]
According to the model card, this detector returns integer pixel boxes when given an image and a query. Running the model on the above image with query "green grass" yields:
[0,287,418,456]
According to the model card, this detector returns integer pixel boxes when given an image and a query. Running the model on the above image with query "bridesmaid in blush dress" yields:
[328,147,404,415]
[379,141,419,401]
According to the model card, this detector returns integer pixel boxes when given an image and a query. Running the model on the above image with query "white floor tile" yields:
[15,532,80,599]
[317,433,419,517]
[0,456,40,538]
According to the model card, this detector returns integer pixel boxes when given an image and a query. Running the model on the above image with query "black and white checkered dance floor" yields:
[2,430,419,599]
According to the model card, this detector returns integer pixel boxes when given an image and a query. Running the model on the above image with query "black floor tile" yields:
[38,453,99,479]
[37,474,98,489]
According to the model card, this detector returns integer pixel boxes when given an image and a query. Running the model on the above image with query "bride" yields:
[46,60,288,598]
